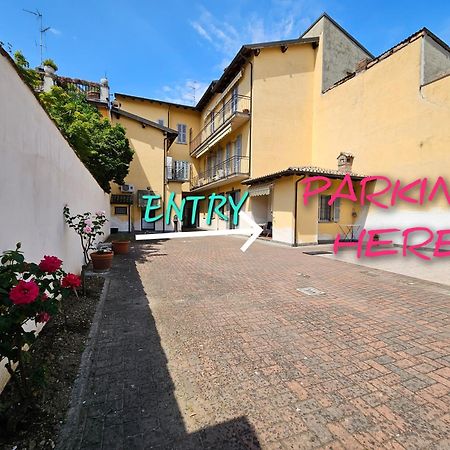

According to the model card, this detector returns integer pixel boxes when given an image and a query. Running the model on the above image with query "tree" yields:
[14,52,133,193]
[13,50,41,90]
[39,86,133,192]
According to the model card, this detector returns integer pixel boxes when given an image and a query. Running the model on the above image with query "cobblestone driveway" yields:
[62,237,450,449]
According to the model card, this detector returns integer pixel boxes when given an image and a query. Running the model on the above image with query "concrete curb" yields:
[56,276,111,450]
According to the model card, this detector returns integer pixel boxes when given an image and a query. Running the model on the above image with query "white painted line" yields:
[135,212,263,252]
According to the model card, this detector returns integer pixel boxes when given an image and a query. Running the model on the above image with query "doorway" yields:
[141,207,155,231]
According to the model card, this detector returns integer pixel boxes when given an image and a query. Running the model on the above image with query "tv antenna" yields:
[187,81,198,105]
[23,9,51,66]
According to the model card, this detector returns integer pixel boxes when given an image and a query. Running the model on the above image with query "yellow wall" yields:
[310,35,450,239]
[251,45,316,178]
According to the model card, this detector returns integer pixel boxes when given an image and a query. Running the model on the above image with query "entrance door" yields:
[141,207,155,231]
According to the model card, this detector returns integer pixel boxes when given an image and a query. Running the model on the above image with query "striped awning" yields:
[248,184,272,197]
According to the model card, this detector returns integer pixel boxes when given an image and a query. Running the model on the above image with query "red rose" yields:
[36,312,51,323]
[39,255,62,273]
[9,280,40,305]
[61,273,81,289]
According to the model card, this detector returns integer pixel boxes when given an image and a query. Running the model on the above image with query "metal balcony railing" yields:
[191,155,249,189]
[190,95,251,154]
[167,160,190,182]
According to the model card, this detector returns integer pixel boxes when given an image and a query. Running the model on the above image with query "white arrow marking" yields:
[135,211,263,252]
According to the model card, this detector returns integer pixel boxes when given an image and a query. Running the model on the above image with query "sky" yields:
[1,1,450,105]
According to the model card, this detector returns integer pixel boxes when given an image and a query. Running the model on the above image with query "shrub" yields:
[0,243,80,401]
[64,206,108,265]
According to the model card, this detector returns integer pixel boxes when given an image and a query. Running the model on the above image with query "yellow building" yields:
[108,13,450,246]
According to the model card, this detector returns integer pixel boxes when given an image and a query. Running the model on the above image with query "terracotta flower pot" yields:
[91,251,113,272]
[112,241,130,255]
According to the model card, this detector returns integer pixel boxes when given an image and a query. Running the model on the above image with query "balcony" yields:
[167,159,190,182]
[190,95,251,157]
[191,155,249,190]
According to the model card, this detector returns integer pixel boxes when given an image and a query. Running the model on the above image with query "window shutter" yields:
[166,156,173,180]
[182,161,189,180]
[235,135,242,156]
[177,124,187,143]
[333,198,341,222]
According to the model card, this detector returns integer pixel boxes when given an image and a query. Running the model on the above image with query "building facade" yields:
[107,14,450,245]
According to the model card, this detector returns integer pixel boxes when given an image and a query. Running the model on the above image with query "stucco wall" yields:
[0,52,110,272]
[422,34,450,85]
[303,16,371,91]
[311,36,450,244]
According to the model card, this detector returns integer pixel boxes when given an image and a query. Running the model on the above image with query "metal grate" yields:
[296,287,325,296]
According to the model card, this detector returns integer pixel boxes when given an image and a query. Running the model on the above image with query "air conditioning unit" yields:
[121,184,135,193]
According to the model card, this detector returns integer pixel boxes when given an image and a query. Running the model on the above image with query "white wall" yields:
[0,51,110,273]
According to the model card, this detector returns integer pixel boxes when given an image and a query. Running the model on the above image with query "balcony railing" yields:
[191,155,249,189]
[167,160,190,182]
[190,95,251,155]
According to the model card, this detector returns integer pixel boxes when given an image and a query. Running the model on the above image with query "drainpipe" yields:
[163,136,168,232]
[293,175,306,247]
[238,54,253,176]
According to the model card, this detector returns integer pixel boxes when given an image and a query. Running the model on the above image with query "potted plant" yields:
[63,206,111,272]
[42,58,58,75]
[90,245,114,272]
[112,239,130,255]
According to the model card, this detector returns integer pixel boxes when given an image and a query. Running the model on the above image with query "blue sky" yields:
[1,1,449,105]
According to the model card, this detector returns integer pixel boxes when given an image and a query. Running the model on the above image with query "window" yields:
[233,135,242,173]
[114,206,128,215]
[209,112,215,134]
[319,196,341,222]
[173,160,190,180]
[177,123,187,144]
[231,87,238,113]
[157,118,164,126]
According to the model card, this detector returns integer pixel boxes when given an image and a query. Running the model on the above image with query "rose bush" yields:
[0,243,80,400]
[63,206,108,265]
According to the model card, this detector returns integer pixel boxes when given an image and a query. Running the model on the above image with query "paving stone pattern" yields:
[61,237,450,449]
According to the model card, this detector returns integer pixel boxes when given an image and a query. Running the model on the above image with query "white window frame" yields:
[318,195,341,223]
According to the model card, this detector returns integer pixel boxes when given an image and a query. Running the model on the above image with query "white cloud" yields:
[190,21,213,43]
[159,80,209,106]
[49,27,62,36]
[190,1,321,66]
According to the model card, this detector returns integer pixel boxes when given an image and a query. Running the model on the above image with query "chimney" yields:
[42,66,55,92]
[337,152,354,173]
[355,58,371,73]
[100,77,110,103]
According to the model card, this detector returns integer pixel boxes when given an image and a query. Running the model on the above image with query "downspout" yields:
[238,54,253,176]
[294,175,306,247]
[163,136,168,232]
[248,60,253,176]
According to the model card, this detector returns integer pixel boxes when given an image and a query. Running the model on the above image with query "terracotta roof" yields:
[111,107,178,145]
[115,92,197,110]
[110,194,134,204]
[242,166,367,185]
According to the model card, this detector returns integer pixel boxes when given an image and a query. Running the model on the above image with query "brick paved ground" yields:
[60,237,450,449]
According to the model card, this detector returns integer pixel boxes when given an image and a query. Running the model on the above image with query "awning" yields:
[248,184,272,197]
[110,194,134,205]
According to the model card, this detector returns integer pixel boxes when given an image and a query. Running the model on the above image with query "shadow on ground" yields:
[57,241,260,449]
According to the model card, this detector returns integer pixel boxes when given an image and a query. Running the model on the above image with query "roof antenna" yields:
[23,9,51,66]
[187,81,198,105]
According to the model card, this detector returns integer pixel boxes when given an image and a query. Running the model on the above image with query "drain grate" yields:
[296,287,325,296]
[303,251,333,255]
